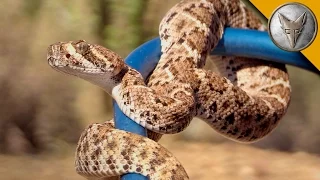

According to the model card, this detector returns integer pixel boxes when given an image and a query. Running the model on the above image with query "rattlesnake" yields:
[47,0,291,179]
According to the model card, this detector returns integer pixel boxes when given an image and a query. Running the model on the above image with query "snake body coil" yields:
[47,0,291,179]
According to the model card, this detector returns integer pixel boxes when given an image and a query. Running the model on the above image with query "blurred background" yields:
[0,0,319,179]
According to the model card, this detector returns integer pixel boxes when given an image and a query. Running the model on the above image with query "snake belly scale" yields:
[47,0,291,179]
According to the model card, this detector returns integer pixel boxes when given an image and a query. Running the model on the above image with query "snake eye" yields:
[74,40,90,54]
[66,54,71,58]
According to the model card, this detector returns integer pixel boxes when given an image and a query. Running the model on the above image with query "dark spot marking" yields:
[260,121,269,130]
[106,159,112,164]
[209,102,217,112]
[166,12,177,23]
[154,81,160,86]
[216,11,222,18]
[209,84,215,91]
[233,127,239,134]
[178,38,185,44]
[273,112,279,124]
[109,164,116,170]
[183,4,196,11]
[123,164,129,170]
[152,114,158,120]
[244,128,253,137]
[226,113,235,124]
[194,87,199,93]
[251,136,258,140]
[235,100,244,107]
[159,127,166,131]
[162,101,168,106]
[155,98,161,104]
[121,151,127,156]
[94,147,101,156]
[231,131,237,135]
[222,101,229,108]
[111,66,129,83]
[185,56,193,63]
[256,114,263,122]
[221,126,227,130]
[124,156,130,160]
[163,63,169,69]
[186,39,197,51]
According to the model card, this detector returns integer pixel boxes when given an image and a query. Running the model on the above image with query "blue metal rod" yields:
[114,27,319,180]
[114,36,161,180]
[213,28,319,74]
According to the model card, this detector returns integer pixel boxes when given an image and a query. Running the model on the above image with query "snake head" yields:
[47,40,127,93]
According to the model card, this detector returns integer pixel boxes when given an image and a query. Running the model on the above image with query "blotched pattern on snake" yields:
[47,0,291,179]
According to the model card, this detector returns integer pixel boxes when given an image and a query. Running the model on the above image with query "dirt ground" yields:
[1,140,320,180]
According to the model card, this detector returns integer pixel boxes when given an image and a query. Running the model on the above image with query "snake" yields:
[47,0,291,179]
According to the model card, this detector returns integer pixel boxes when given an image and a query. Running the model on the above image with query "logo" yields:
[278,12,306,48]
[268,3,317,52]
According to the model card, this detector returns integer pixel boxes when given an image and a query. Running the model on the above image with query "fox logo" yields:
[278,12,307,48]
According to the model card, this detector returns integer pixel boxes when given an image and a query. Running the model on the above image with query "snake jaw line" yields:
[47,40,131,94]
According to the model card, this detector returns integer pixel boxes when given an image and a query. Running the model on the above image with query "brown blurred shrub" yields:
[0,0,84,154]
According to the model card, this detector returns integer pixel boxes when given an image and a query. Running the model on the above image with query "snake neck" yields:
[111,66,147,98]
[97,65,134,95]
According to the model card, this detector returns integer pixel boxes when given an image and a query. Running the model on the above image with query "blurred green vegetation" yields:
[0,0,319,160]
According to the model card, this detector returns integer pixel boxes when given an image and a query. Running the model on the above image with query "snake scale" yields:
[47,0,291,179]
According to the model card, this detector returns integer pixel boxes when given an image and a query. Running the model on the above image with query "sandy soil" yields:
[1,141,319,180]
